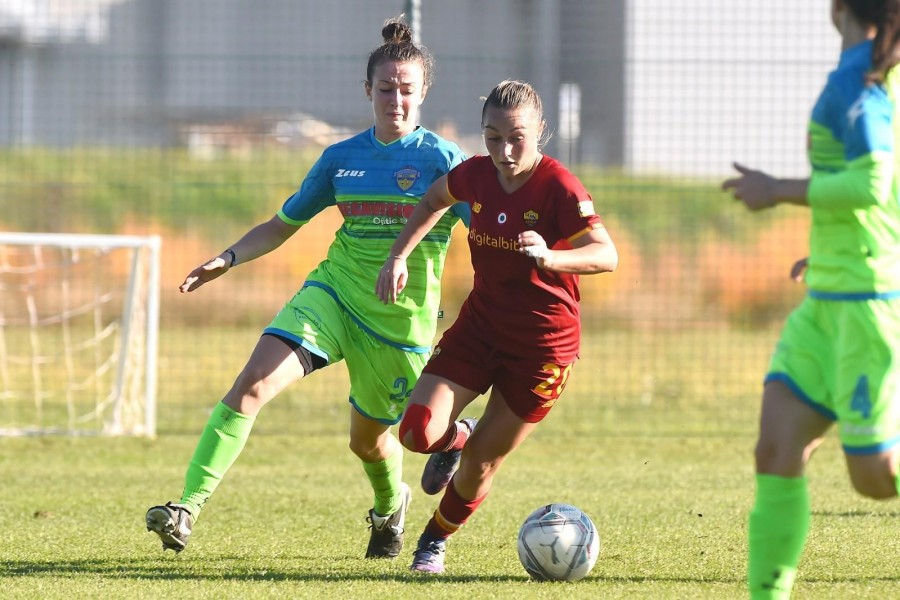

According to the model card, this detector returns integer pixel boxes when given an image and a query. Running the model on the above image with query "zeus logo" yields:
[335,169,366,178]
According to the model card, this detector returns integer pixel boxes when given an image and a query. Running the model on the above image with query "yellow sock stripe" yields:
[434,509,462,533]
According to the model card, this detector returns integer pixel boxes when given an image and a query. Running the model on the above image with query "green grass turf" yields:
[2,326,899,599]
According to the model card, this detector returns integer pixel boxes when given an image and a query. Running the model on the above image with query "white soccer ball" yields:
[516,503,600,582]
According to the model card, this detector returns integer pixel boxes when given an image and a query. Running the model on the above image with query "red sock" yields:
[424,479,486,539]
[434,420,472,453]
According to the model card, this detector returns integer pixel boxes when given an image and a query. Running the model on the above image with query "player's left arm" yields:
[376,174,458,303]
[808,153,894,210]
[808,87,894,210]
[519,226,618,274]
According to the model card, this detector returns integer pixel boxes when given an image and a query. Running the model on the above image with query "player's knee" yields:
[845,453,898,499]
[753,437,780,472]
[347,436,379,462]
[850,478,896,499]
[223,376,270,416]
[753,434,809,476]
[399,404,433,453]
[232,363,276,398]
[848,467,898,500]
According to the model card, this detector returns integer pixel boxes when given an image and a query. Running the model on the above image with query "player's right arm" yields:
[375,174,457,304]
[180,152,336,293]
[179,216,299,293]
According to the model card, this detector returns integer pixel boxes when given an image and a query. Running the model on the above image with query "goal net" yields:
[0,232,160,437]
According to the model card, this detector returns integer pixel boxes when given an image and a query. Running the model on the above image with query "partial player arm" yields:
[180,150,333,294]
[807,152,894,210]
[518,226,617,274]
[721,162,809,210]
[722,155,894,213]
[807,85,895,210]
[375,174,457,303]
[789,257,809,283]
[179,215,299,293]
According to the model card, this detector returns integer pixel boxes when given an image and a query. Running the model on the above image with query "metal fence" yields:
[0,0,837,434]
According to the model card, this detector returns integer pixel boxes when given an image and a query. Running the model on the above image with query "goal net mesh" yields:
[0,233,160,437]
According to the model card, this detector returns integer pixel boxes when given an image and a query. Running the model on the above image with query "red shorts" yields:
[423,318,575,423]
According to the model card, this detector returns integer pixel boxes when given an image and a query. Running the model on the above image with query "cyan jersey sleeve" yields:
[449,149,466,169]
[278,154,336,226]
[808,84,895,210]
[451,202,471,227]
[843,86,893,160]
[446,151,470,227]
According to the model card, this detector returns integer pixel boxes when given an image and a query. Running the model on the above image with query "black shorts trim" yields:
[263,332,327,375]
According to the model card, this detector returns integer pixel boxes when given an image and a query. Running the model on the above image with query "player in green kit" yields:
[722,1,900,597]
[144,17,468,559]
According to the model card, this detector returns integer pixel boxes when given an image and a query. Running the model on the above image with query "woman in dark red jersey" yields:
[376,79,618,574]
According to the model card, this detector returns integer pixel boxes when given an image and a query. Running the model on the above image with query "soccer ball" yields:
[516,503,600,582]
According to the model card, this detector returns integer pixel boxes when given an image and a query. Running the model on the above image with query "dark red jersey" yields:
[446,155,603,362]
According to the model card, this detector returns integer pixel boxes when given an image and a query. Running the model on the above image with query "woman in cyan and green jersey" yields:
[723,1,900,597]
[145,16,468,560]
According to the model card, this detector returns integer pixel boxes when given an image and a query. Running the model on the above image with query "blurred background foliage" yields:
[0,147,808,330]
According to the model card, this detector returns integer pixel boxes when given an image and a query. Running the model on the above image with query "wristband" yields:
[224,248,237,267]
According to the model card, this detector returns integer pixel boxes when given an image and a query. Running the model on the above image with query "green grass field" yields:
[2,326,899,599]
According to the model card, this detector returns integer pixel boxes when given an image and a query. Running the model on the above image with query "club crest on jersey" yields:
[523,210,539,227]
[394,166,420,191]
[473,202,482,214]
[577,200,596,217]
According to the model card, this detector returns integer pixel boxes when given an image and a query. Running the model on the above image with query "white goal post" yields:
[0,232,161,437]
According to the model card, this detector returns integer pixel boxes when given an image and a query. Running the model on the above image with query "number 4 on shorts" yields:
[850,375,872,419]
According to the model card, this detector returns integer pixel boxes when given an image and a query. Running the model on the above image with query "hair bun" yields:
[382,19,412,44]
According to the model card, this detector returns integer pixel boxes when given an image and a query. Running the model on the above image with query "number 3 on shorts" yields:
[533,363,573,398]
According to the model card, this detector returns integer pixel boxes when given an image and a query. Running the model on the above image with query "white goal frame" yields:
[0,232,161,437]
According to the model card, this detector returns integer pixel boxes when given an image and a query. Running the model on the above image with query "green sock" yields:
[179,402,255,520]
[748,474,810,600]
[362,447,404,516]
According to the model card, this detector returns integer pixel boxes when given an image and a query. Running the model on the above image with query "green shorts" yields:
[264,283,429,424]
[766,295,900,454]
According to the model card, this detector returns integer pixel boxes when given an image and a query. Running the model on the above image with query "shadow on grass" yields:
[812,509,900,517]
[0,557,745,585]
[7,558,899,586]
